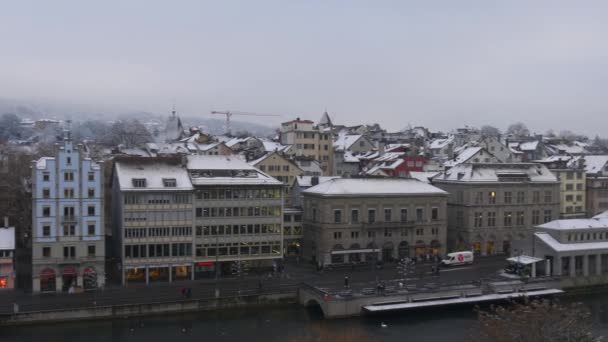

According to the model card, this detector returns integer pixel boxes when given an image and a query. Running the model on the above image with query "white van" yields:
[440,251,474,266]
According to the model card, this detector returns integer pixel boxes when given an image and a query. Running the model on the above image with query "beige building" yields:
[283,208,303,256]
[280,118,334,175]
[572,156,608,217]
[249,152,303,207]
[302,178,448,267]
[536,157,586,218]
[432,163,560,256]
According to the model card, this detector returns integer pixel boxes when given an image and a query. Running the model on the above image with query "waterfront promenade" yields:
[0,256,507,315]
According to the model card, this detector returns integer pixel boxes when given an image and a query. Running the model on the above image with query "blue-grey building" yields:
[31,131,104,292]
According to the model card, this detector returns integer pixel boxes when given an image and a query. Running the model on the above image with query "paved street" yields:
[0,255,509,315]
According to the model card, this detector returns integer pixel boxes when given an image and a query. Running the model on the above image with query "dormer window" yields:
[132,178,147,188]
[163,178,177,187]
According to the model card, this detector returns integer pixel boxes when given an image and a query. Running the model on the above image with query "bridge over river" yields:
[298,278,563,318]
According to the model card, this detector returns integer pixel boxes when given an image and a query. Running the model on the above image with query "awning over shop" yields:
[62,267,77,275]
[507,255,544,265]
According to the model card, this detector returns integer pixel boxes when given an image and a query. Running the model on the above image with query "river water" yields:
[4,293,608,341]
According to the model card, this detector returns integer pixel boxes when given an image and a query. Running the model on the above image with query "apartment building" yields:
[574,156,608,217]
[249,151,303,207]
[112,155,284,284]
[31,134,104,292]
[302,178,448,267]
[432,163,560,256]
[0,217,15,289]
[536,156,586,218]
[280,118,334,175]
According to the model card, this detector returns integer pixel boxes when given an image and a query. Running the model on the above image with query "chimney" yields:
[311,176,319,186]
[3,216,8,228]
[378,141,385,157]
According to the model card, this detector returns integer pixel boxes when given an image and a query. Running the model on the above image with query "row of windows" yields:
[258,165,291,172]
[283,214,303,222]
[124,194,191,205]
[319,207,439,224]
[41,206,97,217]
[333,227,440,240]
[565,206,585,214]
[195,206,281,218]
[123,210,192,222]
[124,227,192,238]
[195,224,281,236]
[295,132,330,140]
[42,188,97,199]
[125,243,192,258]
[194,188,281,201]
[564,183,585,191]
[42,172,96,182]
[41,223,97,237]
[40,245,96,258]
[460,190,555,205]
[464,210,552,228]
[565,194,584,202]
[195,242,281,257]
[568,232,608,242]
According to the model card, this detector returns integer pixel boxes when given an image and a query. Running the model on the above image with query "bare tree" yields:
[471,299,598,342]
[480,125,501,137]
[0,113,23,140]
[105,119,152,148]
[506,122,530,137]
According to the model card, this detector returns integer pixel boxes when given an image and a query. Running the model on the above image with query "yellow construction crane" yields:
[210,110,281,136]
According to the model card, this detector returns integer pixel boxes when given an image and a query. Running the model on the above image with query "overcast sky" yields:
[1,1,608,136]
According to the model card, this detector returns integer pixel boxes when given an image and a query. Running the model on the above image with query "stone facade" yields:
[432,163,560,256]
[302,178,448,267]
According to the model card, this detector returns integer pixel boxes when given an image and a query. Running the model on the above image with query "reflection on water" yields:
[3,293,608,342]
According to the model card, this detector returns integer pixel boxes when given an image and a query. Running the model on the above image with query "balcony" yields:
[61,216,78,223]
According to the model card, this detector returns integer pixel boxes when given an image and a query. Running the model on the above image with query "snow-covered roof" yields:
[261,141,289,153]
[593,211,608,220]
[535,232,608,253]
[334,134,363,152]
[0,227,15,250]
[187,155,251,170]
[409,171,441,183]
[429,137,453,150]
[519,141,539,151]
[303,178,448,197]
[570,155,608,175]
[294,176,340,188]
[506,256,544,265]
[535,155,574,163]
[436,163,558,183]
[365,159,404,175]
[115,160,193,191]
[187,155,282,186]
[537,219,608,231]
[443,147,483,167]
[35,157,54,169]
[546,144,587,155]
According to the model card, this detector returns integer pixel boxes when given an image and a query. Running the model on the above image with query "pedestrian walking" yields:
[186,288,192,298]
[344,275,349,288]
[180,287,185,298]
